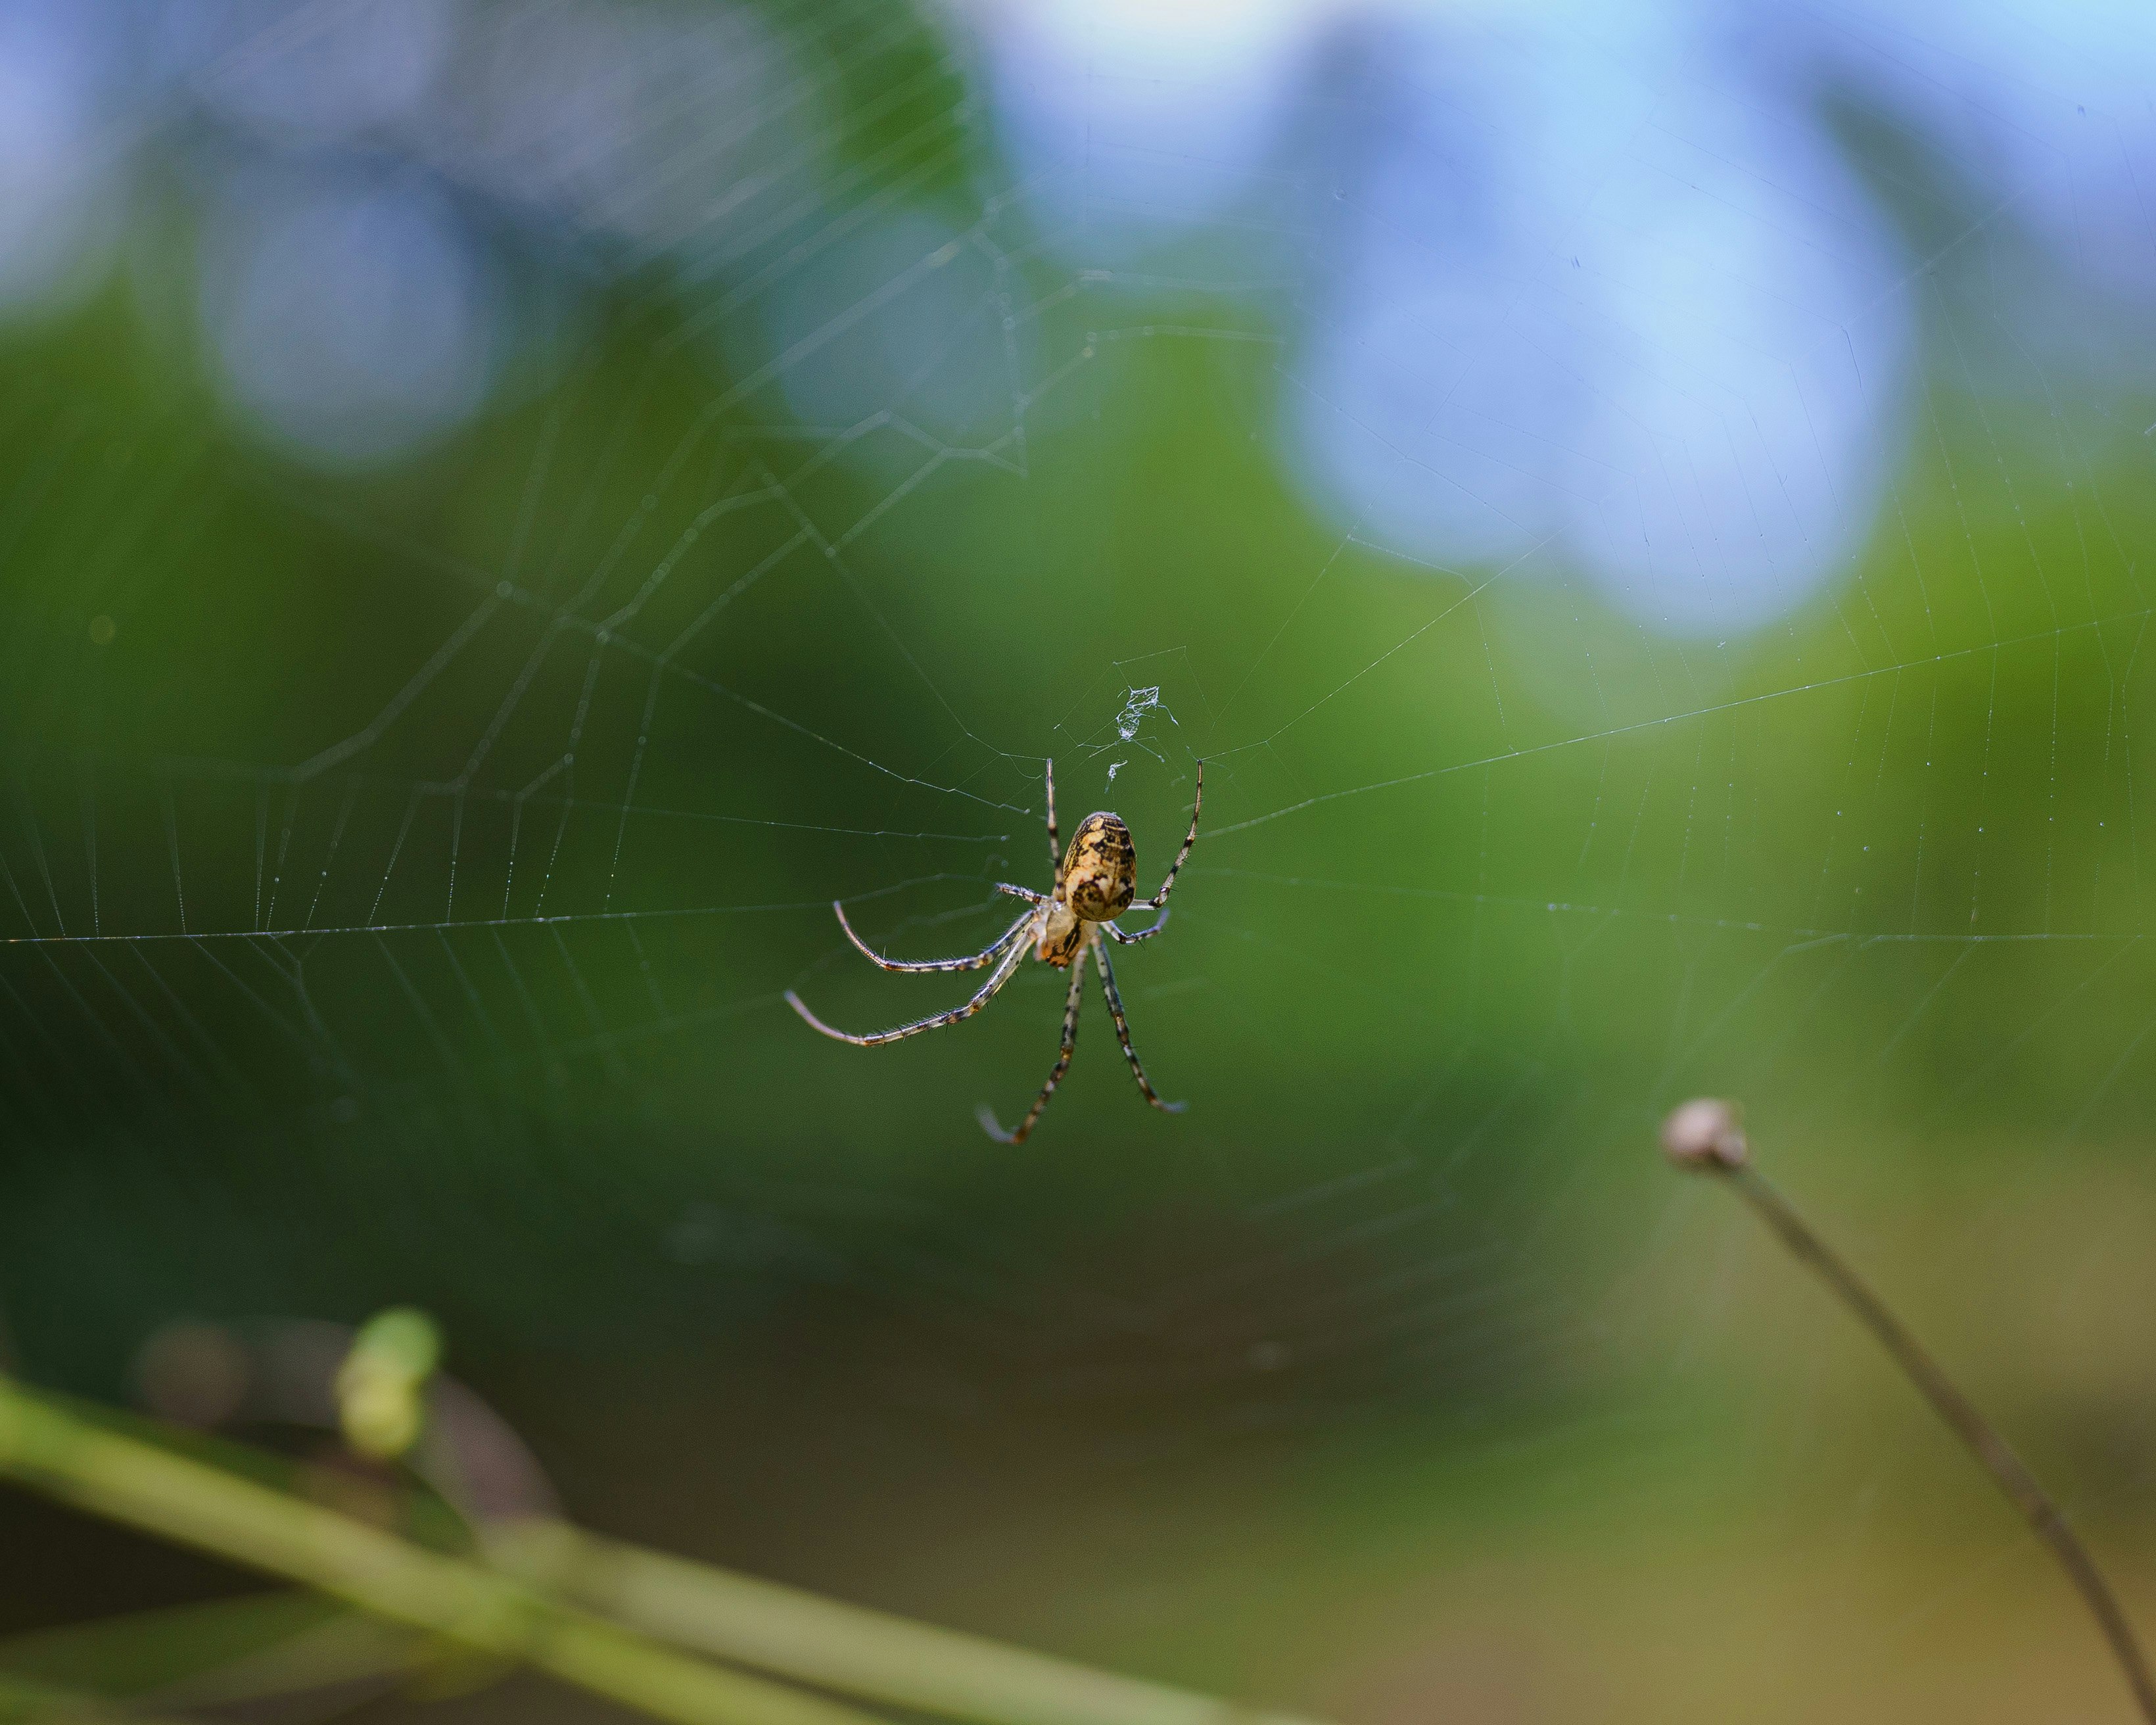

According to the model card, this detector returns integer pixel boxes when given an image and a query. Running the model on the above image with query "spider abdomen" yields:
[1061,813,1137,921]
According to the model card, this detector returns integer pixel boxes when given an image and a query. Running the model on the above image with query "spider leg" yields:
[1043,757,1061,877]
[1130,759,1202,911]
[1104,906,1169,944]
[787,929,1029,1046]
[977,955,1087,1145]
[1091,931,1184,1114]
[834,902,1033,973]
[996,882,1050,905]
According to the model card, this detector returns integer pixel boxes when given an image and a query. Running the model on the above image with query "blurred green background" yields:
[2,2,2155,1720]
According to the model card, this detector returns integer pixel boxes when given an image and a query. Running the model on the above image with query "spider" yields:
[785,759,1203,1145]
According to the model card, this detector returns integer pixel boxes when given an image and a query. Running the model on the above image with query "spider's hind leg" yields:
[1043,758,1060,876]
[1132,759,1203,911]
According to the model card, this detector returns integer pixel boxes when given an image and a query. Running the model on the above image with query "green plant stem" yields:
[0,1592,415,1707]
[1725,1165,2156,1724]
[0,1377,887,1725]
[0,1671,193,1723]
[540,1530,1324,1725]
[0,1385,1338,1725]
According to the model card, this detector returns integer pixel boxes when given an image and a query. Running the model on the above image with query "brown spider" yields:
[785,759,1203,1144]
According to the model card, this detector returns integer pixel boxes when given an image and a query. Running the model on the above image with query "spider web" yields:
[4,1,2156,1716]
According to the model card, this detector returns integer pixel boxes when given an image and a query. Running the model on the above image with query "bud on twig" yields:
[1658,1101,2156,1722]
[336,1308,441,1462]
[1659,1098,1747,1171]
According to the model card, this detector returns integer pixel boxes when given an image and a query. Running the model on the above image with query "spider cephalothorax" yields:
[785,759,1203,1145]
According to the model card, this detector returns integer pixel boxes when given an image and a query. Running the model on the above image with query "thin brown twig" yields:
[1662,1099,2156,1724]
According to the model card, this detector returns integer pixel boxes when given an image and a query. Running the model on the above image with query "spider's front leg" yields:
[978,955,1087,1146]
[787,930,1030,1046]
[1104,907,1169,944]
[1092,931,1184,1114]
[837,901,1032,972]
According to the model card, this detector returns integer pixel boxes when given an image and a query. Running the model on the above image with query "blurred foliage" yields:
[4,253,2153,1383]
